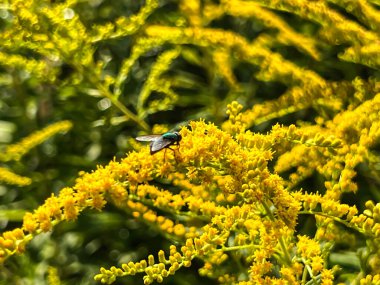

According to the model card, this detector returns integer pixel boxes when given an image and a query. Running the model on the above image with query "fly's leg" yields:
[164,148,167,162]
[167,146,180,163]
[174,141,181,162]
[175,141,181,154]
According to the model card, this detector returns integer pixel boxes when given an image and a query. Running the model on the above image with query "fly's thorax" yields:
[162,132,181,142]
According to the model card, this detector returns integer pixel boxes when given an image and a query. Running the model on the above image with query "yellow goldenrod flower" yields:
[0,167,32,186]
[0,117,378,283]
[0,121,72,162]
[47,267,62,285]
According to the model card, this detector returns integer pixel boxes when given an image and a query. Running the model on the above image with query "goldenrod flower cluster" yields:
[0,121,72,162]
[0,167,32,187]
[47,266,62,285]
[0,108,377,283]
[0,121,72,186]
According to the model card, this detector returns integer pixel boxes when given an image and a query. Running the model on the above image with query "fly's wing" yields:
[135,135,161,142]
[150,137,173,154]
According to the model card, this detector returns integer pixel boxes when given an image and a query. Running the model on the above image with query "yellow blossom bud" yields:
[140,260,147,269]
[330,139,342,148]
[257,157,267,170]
[168,262,179,275]
[173,224,186,236]
[363,218,374,231]
[148,255,155,266]
[311,256,324,274]
[156,275,163,283]
[287,125,297,137]
[185,239,193,248]
[12,229,25,240]
[365,200,375,211]
[128,261,135,269]
[194,238,204,251]
[111,267,124,275]
[347,207,358,221]
[143,275,153,285]
[247,170,257,179]
[373,205,380,216]
[314,134,325,145]
[135,263,142,270]
[145,267,153,277]
[169,245,177,255]
[363,209,373,217]
[168,255,176,264]
[320,139,332,148]
[158,263,165,271]
[2,239,14,249]
[161,269,168,277]
[173,252,182,262]
[158,250,166,263]
[371,224,380,236]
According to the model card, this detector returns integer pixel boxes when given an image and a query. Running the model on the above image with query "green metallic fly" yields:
[135,131,182,155]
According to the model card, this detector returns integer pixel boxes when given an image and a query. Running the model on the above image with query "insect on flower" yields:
[135,131,182,156]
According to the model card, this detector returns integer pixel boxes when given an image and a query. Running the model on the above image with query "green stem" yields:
[262,200,293,265]
[56,44,150,132]
[26,7,152,132]
[301,262,308,284]
[299,210,368,236]
[219,243,259,252]
[82,65,151,132]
